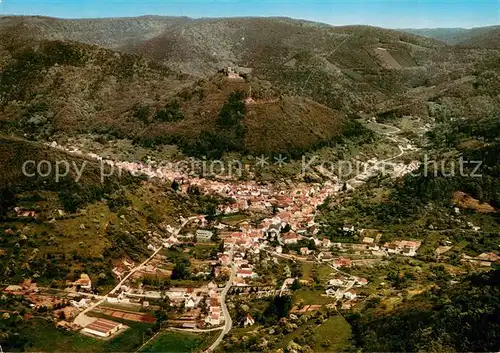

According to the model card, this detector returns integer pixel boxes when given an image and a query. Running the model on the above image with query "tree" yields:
[263,295,292,324]
[171,259,191,280]
[171,180,180,191]
[200,295,208,315]
[0,188,16,216]
[159,293,171,311]
[154,101,184,122]
[133,103,150,123]
[281,224,292,233]
[153,310,168,331]
[205,204,217,221]
[217,91,246,127]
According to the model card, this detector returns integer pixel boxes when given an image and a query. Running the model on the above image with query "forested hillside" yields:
[347,269,500,352]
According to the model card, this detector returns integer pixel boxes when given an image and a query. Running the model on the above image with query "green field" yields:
[20,319,155,353]
[316,264,335,282]
[140,331,217,353]
[302,262,313,281]
[293,289,336,305]
[313,315,352,350]
[219,213,250,226]
[276,315,351,351]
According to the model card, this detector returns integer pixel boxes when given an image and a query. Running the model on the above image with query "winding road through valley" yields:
[206,245,235,353]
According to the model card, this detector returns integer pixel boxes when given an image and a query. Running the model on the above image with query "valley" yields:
[0,12,499,353]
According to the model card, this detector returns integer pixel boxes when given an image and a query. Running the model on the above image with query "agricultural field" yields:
[140,331,217,353]
[17,319,155,353]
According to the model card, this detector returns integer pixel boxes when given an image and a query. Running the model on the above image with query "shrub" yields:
[217,91,246,127]
[133,104,150,123]
[154,101,184,122]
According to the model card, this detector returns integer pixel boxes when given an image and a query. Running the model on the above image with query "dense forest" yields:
[347,269,500,352]
[399,115,500,209]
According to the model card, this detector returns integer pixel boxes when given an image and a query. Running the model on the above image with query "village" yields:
[4,147,499,348]
[0,137,496,350]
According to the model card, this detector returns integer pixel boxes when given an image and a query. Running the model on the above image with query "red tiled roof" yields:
[85,319,121,334]
[283,233,299,240]
[237,269,253,275]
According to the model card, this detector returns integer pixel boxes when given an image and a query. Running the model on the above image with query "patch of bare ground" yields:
[453,191,496,213]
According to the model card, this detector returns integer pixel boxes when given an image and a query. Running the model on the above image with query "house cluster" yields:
[205,286,224,326]
[13,207,36,218]
[62,142,340,236]
[112,259,136,279]
[461,252,500,267]
[113,281,225,328]
[325,275,368,307]
[167,282,224,327]
[3,280,67,310]
[220,233,260,284]
[68,274,92,291]
[382,240,422,257]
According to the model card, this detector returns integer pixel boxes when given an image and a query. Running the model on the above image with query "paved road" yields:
[206,246,235,353]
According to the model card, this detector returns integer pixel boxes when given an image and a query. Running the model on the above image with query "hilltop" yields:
[0,30,352,156]
[133,74,347,156]
[0,38,190,137]
[457,26,500,49]
[403,26,500,48]
[0,15,192,48]
[0,16,458,117]
[1,16,500,154]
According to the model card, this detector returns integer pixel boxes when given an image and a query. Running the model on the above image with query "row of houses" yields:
[461,252,500,267]
[382,240,422,257]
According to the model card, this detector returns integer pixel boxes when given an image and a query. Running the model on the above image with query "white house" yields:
[73,274,92,291]
[205,312,221,326]
[236,269,256,278]
[321,238,332,248]
[344,289,357,300]
[343,224,355,232]
[325,288,337,297]
[266,224,281,240]
[164,235,180,248]
[244,314,255,327]
[328,278,346,287]
[282,233,300,245]
[185,296,197,309]
[70,298,88,309]
[355,278,369,287]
